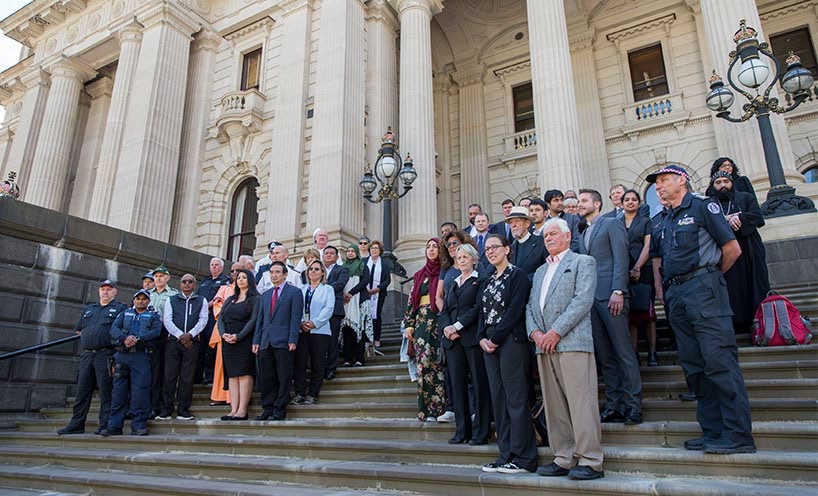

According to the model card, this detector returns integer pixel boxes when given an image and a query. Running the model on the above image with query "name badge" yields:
[677,217,695,226]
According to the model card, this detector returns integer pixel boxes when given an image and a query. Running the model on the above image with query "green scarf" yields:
[344,244,365,278]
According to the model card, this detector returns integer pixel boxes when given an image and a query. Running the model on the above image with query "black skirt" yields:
[220,300,256,378]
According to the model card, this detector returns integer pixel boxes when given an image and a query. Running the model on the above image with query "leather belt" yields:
[667,265,718,286]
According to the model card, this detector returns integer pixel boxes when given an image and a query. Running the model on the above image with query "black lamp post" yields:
[705,19,816,218]
[360,128,417,272]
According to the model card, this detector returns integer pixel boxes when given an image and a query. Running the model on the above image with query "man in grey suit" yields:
[527,218,604,481]
[578,189,643,425]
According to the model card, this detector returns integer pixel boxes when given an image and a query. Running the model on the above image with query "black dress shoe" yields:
[599,408,625,423]
[624,408,642,425]
[684,436,717,451]
[220,415,234,421]
[271,416,286,421]
[99,428,122,437]
[254,411,275,421]
[57,426,85,435]
[702,438,756,454]
[93,427,105,435]
[469,439,488,446]
[536,462,570,477]
[230,414,249,421]
[568,465,604,480]
[132,429,149,436]
[325,371,336,380]
[448,436,469,444]
[679,392,697,401]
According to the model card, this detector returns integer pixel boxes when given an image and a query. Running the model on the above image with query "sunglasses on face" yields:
[308,267,323,272]
[446,240,461,247]
[358,241,368,245]
[180,280,195,284]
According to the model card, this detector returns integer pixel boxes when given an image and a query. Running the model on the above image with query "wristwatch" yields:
[612,290,623,296]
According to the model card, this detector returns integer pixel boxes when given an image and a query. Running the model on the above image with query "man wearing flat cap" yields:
[649,164,755,455]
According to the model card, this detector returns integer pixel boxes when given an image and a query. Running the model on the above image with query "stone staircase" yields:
[0,284,816,495]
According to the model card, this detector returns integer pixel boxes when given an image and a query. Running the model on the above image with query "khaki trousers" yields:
[537,351,604,471]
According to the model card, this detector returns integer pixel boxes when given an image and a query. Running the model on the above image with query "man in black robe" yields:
[709,171,771,334]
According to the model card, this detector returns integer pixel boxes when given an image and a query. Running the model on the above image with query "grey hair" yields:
[456,243,480,262]
[210,257,224,266]
[543,218,570,234]
[238,255,254,265]
[563,198,578,206]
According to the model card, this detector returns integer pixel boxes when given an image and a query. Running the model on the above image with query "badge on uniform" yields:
[678,216,695,226]
[707,203,721,214]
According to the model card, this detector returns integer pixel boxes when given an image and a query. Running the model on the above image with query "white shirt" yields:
[538,248,570,312]
[516,232,531,243]
[162,293,209,339]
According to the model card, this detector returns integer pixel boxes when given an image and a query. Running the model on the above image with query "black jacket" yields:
[510,234,547,285]
[325,264,350,316]
[439,273,485,348]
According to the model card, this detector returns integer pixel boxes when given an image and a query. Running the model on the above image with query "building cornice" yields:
[493,60,531,83]
[606,13,676,45]
[0,0,88,48]
[224,16,274,42]
[759,0,817,20]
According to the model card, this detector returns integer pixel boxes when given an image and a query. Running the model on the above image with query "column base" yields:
[761,185,817,219]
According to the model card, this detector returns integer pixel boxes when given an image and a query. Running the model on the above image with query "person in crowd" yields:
[705,157,757,199]
[148,266,177,418]
[299,248,322,285]
[58,280,128,435]
[563,198,579,216]
[210,262,243,406]
[341,244,373,367]
[358,236,371,258]
[578,189,642,425]
[254,240,282,285]
[478,234,537,475]
[239,255,256,273]
[564,190,578,200]
[544,189,582,253]
[296,228,342,273]
[435,231,460,424]
[440,221,458,240]
[322,246,349,380]
[495,199,515,240]
[196,258,230,385]
[603,184,627,219]
[439,244,491,445]
[527,218,604,481]
[102,289,162,436]
[156,274,208,421]
[253,262,304,421]
[528,198,548,236]
[293,260,334,405]
[365,240,392,355]
[402,238,446,422]
[473,213,491,257]
[465,203,483,237]
[259,245,299,292]
[649,164,755,454]
[519,197,531,209]
[506,206,546,285]
[710,171,771,334]
[622,190,658,366]
[217,269,259,420]
[142,272,155,291]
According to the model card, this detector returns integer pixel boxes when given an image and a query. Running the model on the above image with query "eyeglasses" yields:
[180,280,195,284]
[358,241,368,245]
[230,269,239,273]
[484,245,505,253]
[446,240,461,247]
[308,267,323,272]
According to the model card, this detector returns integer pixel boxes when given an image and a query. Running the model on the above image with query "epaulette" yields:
[691,192,709,200]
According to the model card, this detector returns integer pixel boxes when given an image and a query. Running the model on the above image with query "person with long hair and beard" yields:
[705,157,757,199]
[402,238,447,421]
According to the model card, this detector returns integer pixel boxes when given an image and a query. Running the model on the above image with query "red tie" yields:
[269,286,280,317]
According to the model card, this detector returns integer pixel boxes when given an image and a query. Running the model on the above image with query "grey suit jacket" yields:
[526,250,597,353]
[579,215,629,301]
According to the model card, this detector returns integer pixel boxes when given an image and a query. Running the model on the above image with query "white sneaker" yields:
[437,411,455,423]
[471,413,476,422]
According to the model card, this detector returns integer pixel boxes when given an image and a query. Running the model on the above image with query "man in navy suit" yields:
[322,246,350,380]
[544,189,582,253]
[493,199,515,241]
[253,262,304,420]
[578,189,642,425]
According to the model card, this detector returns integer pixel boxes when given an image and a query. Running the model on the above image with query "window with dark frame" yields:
[804,166,818,184]
[227,178,259,261]
[770,28,817,79]
[512,82,535,132]
[628,44,670,102]
[241,48,262,91]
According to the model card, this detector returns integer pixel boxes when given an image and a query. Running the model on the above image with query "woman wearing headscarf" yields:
[402,238,447,421]
[341,244,373,367]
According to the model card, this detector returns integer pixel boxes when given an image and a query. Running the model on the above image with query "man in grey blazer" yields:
[578,189,643,425]
[527,218,604,481]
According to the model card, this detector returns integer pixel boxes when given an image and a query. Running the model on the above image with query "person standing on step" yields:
[649,164,755,454]
[142,272,155,291]
[253,262,304,421]
[58,280,128,435]
[293,261,334,405]
[341,244,373,367]
[148,266,178,418]
[323,246,349,380]
[156,274,208,421]
[102,289,162,436]
[364,240,392,356]
[195,258,230,386]
[210,262,243,406]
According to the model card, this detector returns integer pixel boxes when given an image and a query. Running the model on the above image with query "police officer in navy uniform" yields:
[648,164,755,454]
[101,289,162,436]
[57,280,127,435]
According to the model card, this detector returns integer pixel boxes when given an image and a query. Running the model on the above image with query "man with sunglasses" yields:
[156,274,208,420]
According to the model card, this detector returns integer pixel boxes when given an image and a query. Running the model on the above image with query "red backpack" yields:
[752,292,813,346]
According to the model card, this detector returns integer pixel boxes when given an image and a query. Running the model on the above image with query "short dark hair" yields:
[528,198,547,210]
[467,203,483,211]
[609,184,626,194]
[440,221,458,230]
[475,212,490,222]
[544,189,564,203]
[623,189,641,203]
[323,245,338,255]
[710,157,741,178]
[486,233,510,247]
[270,261,288,273]
[579,188,603,208]
[501,198,515,207]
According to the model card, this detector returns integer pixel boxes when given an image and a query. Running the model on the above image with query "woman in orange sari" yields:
[209,262,241,405]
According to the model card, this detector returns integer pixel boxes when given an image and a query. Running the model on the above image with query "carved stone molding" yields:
[390,0,444,16]
[606,13,676,46]
[137,3,199,37]
[760,1,816,20]
[224,17,275,42]
[569,28,596,52]
[451,63,486,87]
[85,76,114,99]
[493,60,531,83]
[366,0,399,31]
[44,55,96,83]
[193,28,223,52]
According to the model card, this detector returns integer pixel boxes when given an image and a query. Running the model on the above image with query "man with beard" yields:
[709,171,771,334]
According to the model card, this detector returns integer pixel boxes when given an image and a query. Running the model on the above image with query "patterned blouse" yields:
[481,264,515,326]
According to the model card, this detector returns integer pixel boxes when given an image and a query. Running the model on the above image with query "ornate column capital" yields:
[137,3,200,37]
[451,62,486,87]
[390,0,444,17]
[433,73,451,93]
[112,18,144,44]
[192,28,223,52]
[85,76,114,99]
[569,28,596,53]
[279,0,316,15]
[19,67,50,90]
[366,0,399,31]
[44,55,96,83]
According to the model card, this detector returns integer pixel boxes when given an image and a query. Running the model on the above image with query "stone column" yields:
[25,57,96,211]
[5,69,49,196]
[88,20,143,224]
[107,5,198,240]
[453,63,490,213]
[170,29,222,249]
[570,30,611,195]
[364,0,399,241]
[69,77,114,218]
[265,0,315,247]
[433,73,454,223]
[306,0,366,240]
[392,0,443,262]
[700,0,800,186]
[526,0,583,193]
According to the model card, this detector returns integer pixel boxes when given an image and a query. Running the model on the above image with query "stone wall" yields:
[765,237,818,288]
[0,198,214,412]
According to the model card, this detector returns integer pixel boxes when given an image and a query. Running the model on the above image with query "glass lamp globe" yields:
[781,55,815,94]
[706,85,735,111]
[377,155,397,179]
[359,172,377,195]
[737,58,770,88]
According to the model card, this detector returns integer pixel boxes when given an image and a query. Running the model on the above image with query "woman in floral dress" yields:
[402,238,446,421]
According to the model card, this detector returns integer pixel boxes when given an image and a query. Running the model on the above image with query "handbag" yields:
[629,282,653,313]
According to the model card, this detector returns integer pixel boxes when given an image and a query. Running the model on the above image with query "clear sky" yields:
[0,0,35,123]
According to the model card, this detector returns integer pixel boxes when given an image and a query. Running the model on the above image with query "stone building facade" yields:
[0,0,816,269]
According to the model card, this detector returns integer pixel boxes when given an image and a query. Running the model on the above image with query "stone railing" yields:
[220,89,266,117]
[623,92,684,125]
[213,89,267,142]
[502,129,537,162]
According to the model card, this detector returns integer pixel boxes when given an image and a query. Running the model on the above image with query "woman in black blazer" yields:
[363,240,392,354]
[439,244,491,445]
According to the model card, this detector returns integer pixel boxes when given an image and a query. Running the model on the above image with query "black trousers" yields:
[194,316,217,383]
[258,346,295,418]
[372,317,383,343]
[293,332,330,397]
[150,334,166,414]
[447,341,491,442]
[324,315,343,374]
[666,272,754,444]
[67,348,114,429]
[591,298,642,412]
[341,326,367,365]
[484,335,538,472]
[161,338,200,414]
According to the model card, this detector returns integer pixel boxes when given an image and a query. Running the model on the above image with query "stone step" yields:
[0,487,81,496]
[6,419,817,452]
[632,360,818,382]
[0,445,815,492]
[0,464,408,496]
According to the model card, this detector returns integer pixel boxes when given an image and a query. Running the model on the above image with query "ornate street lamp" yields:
[359,128,417,270]
[705,19,816,218]
[0,172,20,200]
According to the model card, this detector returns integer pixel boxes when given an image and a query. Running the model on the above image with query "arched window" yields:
[227,178,259,261]
[804,166,818,184]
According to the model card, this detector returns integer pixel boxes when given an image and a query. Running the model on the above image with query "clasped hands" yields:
[178,333,193,349]
[725,213,742,231]
[223,333,238,344]
[442,325,460,341]
[532,329,561,354]
[479,338,497,353]
[300,320,315,333]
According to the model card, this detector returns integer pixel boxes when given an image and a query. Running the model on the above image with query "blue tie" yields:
[477,234,484,255]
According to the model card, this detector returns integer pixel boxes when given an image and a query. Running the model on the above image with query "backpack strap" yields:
[774,300,796,344]
[761,301,776,346]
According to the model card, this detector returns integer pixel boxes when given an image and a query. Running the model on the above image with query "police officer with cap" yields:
[101,289,162,436]
[648,164,755,454]
[142,272,155,291]
[57,280,127,435]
